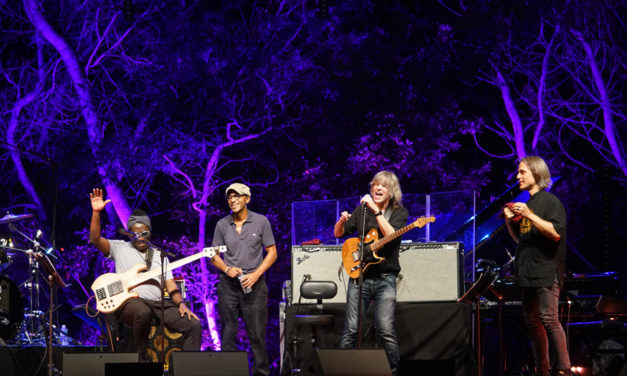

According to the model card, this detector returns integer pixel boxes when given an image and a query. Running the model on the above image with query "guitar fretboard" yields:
[370,217,433,251]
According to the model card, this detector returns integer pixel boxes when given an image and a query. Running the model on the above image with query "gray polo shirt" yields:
[211,210,275,274]
[108,240,173,301]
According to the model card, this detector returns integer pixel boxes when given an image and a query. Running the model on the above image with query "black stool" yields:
[292,281,337,374]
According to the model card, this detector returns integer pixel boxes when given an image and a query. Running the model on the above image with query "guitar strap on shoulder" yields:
[144,247,154,270]
[383,207,393,221]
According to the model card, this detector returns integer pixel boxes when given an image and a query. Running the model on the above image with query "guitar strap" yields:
[144,247,154,270]
[383,207,392,221]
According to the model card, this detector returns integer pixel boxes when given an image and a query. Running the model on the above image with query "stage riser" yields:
[282,302,475,376]
[291,243,464,304]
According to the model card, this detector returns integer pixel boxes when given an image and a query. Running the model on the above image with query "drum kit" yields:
[0,212,70,347]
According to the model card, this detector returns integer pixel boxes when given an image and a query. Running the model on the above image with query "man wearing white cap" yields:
[210,183,277,376]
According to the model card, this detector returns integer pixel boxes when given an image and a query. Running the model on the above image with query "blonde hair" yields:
[370,171,403,208]
[520,156,552,189]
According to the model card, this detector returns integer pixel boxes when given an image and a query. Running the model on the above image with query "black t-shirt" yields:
[515,189,567,288]
[342,205,409,278]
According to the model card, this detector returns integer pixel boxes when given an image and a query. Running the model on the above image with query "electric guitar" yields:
[342,216,435,278]
[92,245,226,313]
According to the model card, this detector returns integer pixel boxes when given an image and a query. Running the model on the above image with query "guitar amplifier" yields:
[291,245,348,304]
[291,242,464,304]
[397,242,464,302]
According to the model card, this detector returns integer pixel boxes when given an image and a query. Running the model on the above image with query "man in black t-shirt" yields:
[334,171,409,376]
[504,156,571,376]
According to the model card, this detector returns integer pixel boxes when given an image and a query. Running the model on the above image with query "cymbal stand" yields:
[20,250,46,343]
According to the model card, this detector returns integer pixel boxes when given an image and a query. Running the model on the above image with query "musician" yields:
[210,183,277,376]
[89,188,201,362]
[503,157,571,376]
[334,171,409,375]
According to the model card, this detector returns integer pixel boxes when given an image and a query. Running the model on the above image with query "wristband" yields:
[374,211,383,217]
[225,266,230,274]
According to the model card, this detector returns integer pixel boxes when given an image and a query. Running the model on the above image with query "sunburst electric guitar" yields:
[92,245,226,313]
[342,216,436,278]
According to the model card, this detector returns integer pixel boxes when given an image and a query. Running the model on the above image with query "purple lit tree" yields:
[464,1,626,180]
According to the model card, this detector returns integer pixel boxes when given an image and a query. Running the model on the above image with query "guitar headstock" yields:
[413,216,436,228]
[202,245,227,258]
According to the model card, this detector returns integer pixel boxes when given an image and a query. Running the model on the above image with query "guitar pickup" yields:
[96,288,107,301]
[107,281,124,297]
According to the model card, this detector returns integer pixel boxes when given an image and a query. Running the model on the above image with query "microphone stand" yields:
[356,203,368,348]
[145,239,173,374]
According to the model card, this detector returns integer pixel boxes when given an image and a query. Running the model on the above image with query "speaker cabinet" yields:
[105,363,163,376]
[315,349,392,376]
[396,242,463,302]
[291,245,347,303]
[291,242,463,304]
[62,353,139,376]
[171,351,249,376]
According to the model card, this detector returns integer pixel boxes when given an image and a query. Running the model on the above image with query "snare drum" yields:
[0,275,24,341]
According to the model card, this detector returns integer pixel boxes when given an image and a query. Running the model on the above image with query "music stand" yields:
[40,253,65,376]
[457,270,498,376]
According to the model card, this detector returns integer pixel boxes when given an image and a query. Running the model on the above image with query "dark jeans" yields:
[218,273,269,376]
[340,274,400,375]
[115,298,202,361]
[521,280,571,376]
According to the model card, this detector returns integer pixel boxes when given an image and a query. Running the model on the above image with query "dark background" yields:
[1,0,625,371]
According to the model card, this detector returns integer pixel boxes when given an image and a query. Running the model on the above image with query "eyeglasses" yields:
[227,194,244,201]
[132,231,151,238]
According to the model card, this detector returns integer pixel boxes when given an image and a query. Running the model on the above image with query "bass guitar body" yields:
[92,264,145,313]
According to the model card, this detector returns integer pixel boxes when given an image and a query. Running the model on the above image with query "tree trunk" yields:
[575,30,627,179]
[23,0,132,223]
[495,67,526,159]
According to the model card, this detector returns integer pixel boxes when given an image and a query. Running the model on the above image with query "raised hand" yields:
[90,188,111,212]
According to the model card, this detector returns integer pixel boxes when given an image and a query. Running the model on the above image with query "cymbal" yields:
[0,213,34,225]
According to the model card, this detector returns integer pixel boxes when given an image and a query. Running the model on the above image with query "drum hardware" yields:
[15,249,49,343]
[0,275,24,342]
[0,213,34,225]
[1,218,71,354]
[4,219,67,376]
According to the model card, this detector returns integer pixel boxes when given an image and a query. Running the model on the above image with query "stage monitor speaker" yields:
[171,351,249,376]
[292,242,463,303]
[63,353,139,376]
[105,362,163,376]
[315,349,392,376]
[398,359,455,376]
[396,242,463,302]
[291,245,347,303]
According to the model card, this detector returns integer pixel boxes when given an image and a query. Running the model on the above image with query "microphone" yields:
[118,228,136,239]
[118,227,139,240]
[144,239,176,258]
[360,194,372,212]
